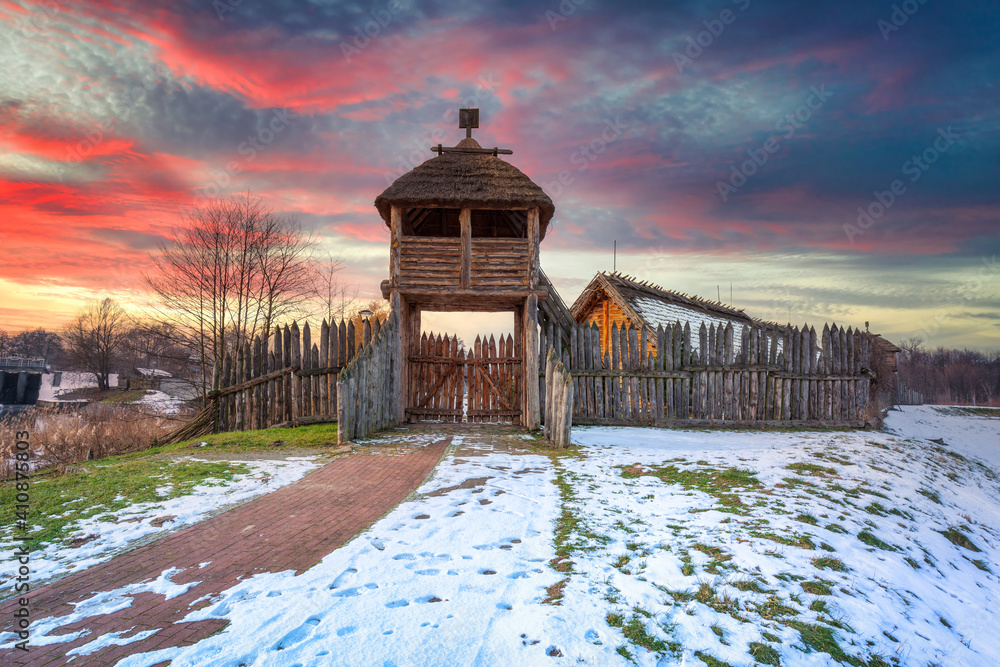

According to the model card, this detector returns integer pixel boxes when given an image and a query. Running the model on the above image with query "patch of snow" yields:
[136,390,185,415]
[0,567,196,650]
[66,628,161,656]
[0,457,321,585]
[885,404,1000,470]
[37,372,118,401]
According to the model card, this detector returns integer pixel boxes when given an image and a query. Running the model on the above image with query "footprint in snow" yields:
[331,583,378,598]
[369,538,385,551]
[328,567,358,589]
[385,600,409,608]
[415,569,440,576]
[508,571,530,579]
[497,602,512,610]
[336,626,356,637]
[272,616,321,650]
[392,553,417,561]
[479,569,497,575]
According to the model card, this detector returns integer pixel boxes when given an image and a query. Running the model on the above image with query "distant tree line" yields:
[0,329,64,366]
[897,339,1000,406]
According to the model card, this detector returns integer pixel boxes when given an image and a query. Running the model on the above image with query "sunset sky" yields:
[1,0,997,349]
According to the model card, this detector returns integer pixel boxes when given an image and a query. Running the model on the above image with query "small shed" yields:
[571,272,756,356]
[119,367,171,390]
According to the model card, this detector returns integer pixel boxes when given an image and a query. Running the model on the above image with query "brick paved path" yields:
[0,439,449,666]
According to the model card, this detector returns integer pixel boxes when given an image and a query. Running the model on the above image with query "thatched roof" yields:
[571,272,752,328]
[375,137,555,238]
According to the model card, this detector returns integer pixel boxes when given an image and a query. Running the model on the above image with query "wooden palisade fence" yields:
[540,319,873,428]
[337,311,403,443]
[896,383,923,406]
[164,316,384,445]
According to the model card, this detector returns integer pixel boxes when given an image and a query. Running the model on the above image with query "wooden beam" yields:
[460,207,471,289]
[391,290,406,422]
[390,205,402,287]
[527,207,539,290]
[525,292,540,430]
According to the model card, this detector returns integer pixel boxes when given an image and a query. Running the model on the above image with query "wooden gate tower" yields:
[375,109,555,428]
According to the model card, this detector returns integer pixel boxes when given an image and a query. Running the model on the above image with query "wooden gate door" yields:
[407,333,521,423]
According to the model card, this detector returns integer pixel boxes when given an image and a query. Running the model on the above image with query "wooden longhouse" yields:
[375,109,555,428]
[571,272,759,356]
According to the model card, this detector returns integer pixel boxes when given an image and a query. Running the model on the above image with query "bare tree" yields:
[311,251,358,324]
[63,298,129,391]
[144,193,316,399]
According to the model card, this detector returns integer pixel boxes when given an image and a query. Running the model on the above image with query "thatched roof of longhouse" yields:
[375,137,555,238]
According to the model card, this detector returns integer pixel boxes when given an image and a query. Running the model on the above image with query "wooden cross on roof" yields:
[431,108,514,156]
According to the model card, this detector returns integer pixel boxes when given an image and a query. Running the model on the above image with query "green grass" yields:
[731,578,771,593]
[783,621,864,666]
[812,557,848,572]
[0,422,345,552]
[695,651,732,667]
[169,423,339,452]
[933,406,1000,418]
[938,527,981,552]
[750,530,816,550]
[748,641,782,665]
[621,614,671,655]
[622,464,760,514]
[917,487,942,504]
[857,530,896,551]
[795,513,819,525]
[0,458,251,551]
[549,462,611,573]
[101,389,148,405]
[800,580,833,595]
[786,462,837,477]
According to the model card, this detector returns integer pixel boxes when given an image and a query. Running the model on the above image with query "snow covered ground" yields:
[135,389,186,415]
[0,457,321,586]
[37,371,117,402]
[884,405,1000,470]
[7,407,1000,665]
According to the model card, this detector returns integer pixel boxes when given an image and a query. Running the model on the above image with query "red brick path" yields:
[0,440,449,666]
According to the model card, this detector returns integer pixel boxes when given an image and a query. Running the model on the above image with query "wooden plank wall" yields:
[470,239,529,288]
[337,311,402,443]
[539,320,872,427]
[211,316,377,433]
[400,237,462,287]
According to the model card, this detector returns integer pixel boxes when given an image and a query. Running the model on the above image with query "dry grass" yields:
[1,407,179,480]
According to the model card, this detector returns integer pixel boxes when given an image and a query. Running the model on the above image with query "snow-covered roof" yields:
[136,367,172,378]
[570,272,758,353]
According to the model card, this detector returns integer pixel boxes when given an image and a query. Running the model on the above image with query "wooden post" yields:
[391,291,406,422]
[390,205,402,287]
[527,207,539,290]
[460,207,471,289]
[320,319,330,416]
[290,322,301,425]
[524,293,540,429]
